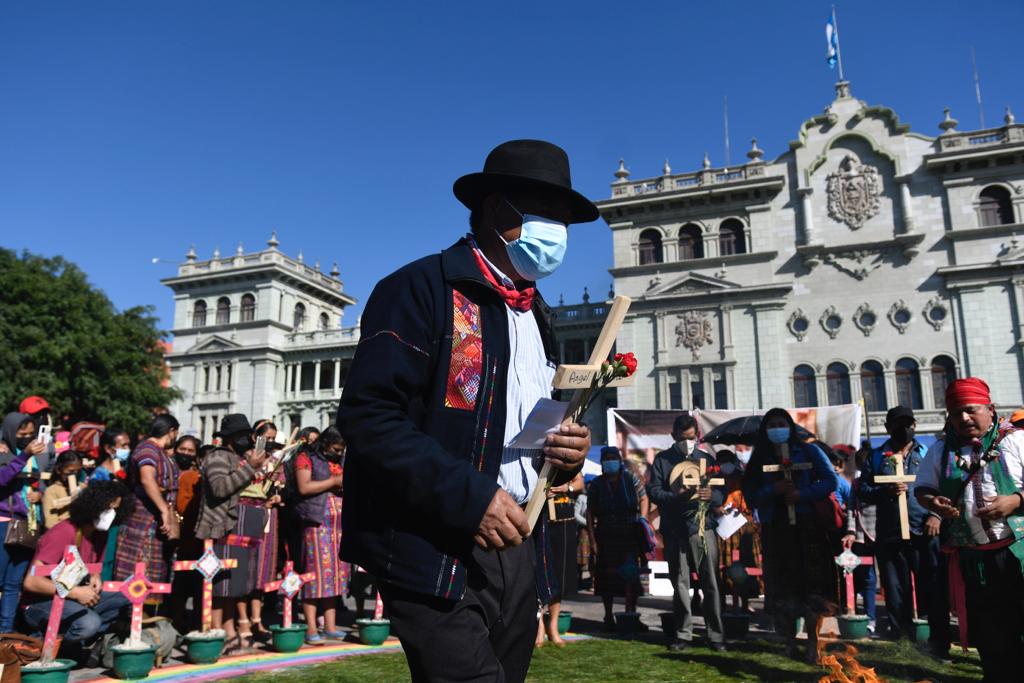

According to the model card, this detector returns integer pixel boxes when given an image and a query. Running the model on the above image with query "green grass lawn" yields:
[238,637,983,682]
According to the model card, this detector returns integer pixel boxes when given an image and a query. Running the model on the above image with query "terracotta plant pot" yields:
[111,644,157,679]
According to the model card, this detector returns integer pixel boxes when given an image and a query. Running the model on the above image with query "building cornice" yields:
[162,262,357,308]
[609,250,778,278]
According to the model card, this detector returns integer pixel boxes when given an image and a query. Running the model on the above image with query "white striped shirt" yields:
[475,249,555,504]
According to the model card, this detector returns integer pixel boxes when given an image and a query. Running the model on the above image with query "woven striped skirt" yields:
[211,499,266,599]
[301,494,348,600]
[255,505,279,591]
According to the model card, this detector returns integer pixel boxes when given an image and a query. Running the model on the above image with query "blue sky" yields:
[1,1,1020,330]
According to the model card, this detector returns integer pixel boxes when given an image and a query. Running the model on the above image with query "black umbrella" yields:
[703,415,814,446]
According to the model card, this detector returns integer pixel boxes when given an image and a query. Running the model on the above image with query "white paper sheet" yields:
[506,398,570,449]
[715,508,749,540]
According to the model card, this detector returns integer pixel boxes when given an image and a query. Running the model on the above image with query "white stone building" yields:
[162,234,359,440]
[597,81,1024,434]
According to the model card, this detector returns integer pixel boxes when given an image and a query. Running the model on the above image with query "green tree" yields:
[0,248,180,434]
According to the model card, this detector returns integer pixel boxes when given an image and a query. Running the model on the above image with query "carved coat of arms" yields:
[675,311,713,361]
[826,155,882,230]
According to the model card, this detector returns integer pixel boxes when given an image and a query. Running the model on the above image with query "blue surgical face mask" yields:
[498,201,568,281]
[114,447,130,460]
[602,460,621,475]
[766,427,791,445]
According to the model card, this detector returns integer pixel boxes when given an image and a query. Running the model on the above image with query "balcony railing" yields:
[937,123,1024,153]
[611,162,773,199]
[177,251,345,292]
[285,326,361,346]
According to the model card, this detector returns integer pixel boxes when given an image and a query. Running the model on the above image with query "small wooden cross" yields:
[525,296,633,535]
[32,546,104,664]
[762,444,813,525]
[262,560,314,628]
[874,451,917,540]
[173,539,238,632]
[835,550,874,616]
[102,561,172,646]
[51,476,82,509]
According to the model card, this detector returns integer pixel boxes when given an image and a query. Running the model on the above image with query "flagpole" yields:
[723,95,731,168]
[971,46,985,128]
[832,5,845,82]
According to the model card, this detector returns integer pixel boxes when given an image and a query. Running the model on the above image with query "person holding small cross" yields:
[915,378,1024,681]
[742,408,838,662]
[648,413,726,652]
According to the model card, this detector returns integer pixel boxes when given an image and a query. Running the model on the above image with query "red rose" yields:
[613,352,638,377]
[115,470,127,480]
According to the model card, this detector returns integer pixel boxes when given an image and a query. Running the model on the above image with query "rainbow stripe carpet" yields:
[81,634,590,682]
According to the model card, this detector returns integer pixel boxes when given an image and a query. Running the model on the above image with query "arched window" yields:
[319,312,330,330]
[293,303,306,331]
[895,358,923,409]
[826,362,852,405]
[718,218,746,256]
[638,229,663,265]
[678,224,704,260]
[240,294,256,322]
[192,300,207,327]
[860,360,888,413]
[793,364,818,408]
[979,186,1014,227]
[931,355,958,409]
[215,297,231,325]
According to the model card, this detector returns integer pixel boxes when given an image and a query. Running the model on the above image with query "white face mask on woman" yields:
[94,508,116,532]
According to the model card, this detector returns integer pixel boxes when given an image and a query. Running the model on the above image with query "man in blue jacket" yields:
[338,140,594,682]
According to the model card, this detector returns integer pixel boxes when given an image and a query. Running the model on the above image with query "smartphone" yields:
[36,425,52,445]
[254,436,267,456]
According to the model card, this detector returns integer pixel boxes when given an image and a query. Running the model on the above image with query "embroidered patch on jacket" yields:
[445,291,483,410]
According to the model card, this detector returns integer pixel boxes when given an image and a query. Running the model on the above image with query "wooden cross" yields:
[835,550,874,616]
[874,451,917,540]
[102,561,172,646]
[762,444,813,525]
[669,458,725,492]
[262,560,314,628]
[525,296,633,535]
[32,546,103,664]
[173,539,238,632]
[51,476,82,509]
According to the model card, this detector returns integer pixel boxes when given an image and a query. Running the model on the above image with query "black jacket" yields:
[338,238,564,601]
[647,443,723,540]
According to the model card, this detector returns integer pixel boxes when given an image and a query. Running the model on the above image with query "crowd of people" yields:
[0,396,361,666]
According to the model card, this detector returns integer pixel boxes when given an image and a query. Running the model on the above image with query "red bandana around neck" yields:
[468,242,536,312]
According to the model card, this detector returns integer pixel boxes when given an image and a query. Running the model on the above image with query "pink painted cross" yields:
[835,550,875,616]
[262,561,314,628]
[102,561,172,646]
[173,539,238,632]
[32,545,103,664]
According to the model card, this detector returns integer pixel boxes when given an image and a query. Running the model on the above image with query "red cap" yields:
[945,377,992,410]
[18,396,49,415]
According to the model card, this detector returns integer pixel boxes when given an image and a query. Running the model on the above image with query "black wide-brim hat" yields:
[214,413,252,439]
[453,139,600,224]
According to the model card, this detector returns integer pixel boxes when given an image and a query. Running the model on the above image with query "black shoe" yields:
[667,639,689,652]
[711,642,728,653]
[603,616,616,632]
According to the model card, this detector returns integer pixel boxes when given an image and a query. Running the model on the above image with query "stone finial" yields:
[314,259,321,272]
[212,246,221,260]
[185,244,197,262]
[608,283,615,298]
[297,250,304,263]
[330,262,340,278]
[582,286,590,304]
[835,80,852,99]
[702,152,711,169]
[236,242,244,256]
[662,158,672,176]
[1006,106,1016,126]
[558,293,565,306]
[614,158,630,183]
[746,137,764,162]
[939,107,959,133]
[267,231,280,249]
[716,262,728,280]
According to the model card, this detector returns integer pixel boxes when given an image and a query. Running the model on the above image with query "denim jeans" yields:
[23,591,129,643]
[0,521,33,632]
[853,563,877,621]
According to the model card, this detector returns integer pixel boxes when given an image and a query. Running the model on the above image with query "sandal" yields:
[322,629,347,640]
[251,619,272,644]
[305,633,325,646]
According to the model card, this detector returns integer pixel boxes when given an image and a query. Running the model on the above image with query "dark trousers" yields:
[912,534,950,650]
[380,542,537,683]
[876,540,914,637]
[961,545,1024,683]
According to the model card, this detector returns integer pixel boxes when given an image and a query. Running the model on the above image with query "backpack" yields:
[69,422,105,459]
[99,616,180,668]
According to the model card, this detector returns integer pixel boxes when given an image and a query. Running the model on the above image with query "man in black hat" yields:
[339,140,595,681]
[858,406,948,651]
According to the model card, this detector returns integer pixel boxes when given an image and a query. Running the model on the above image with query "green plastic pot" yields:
[356,618,390,646]
[723,612,750,639]
[21,660,76,683]
[912,618,930,643]
[556,611,572,635]
[112,645,156,680]
[184,634,225,664]
[614,611,641,636]
[837,614,870,640]
[270,624,307,653]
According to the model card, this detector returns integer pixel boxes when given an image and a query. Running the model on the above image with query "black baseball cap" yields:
[885,406,915,424]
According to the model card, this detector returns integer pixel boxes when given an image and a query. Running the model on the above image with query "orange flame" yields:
[814,616,885,683]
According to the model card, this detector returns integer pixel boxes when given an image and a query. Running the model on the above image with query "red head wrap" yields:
[945,377,992,410]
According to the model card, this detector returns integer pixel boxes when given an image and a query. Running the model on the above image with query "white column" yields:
[334,360,342,394]
[314,361,322,396]
[897,178,915,234]
[798,187,819,245]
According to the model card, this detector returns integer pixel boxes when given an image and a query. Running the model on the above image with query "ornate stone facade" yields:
[599,83,1024,434]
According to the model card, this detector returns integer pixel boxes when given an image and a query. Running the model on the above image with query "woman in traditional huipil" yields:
[293,426,347,645]
[114,414,180,589]
[742,408,838,662]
